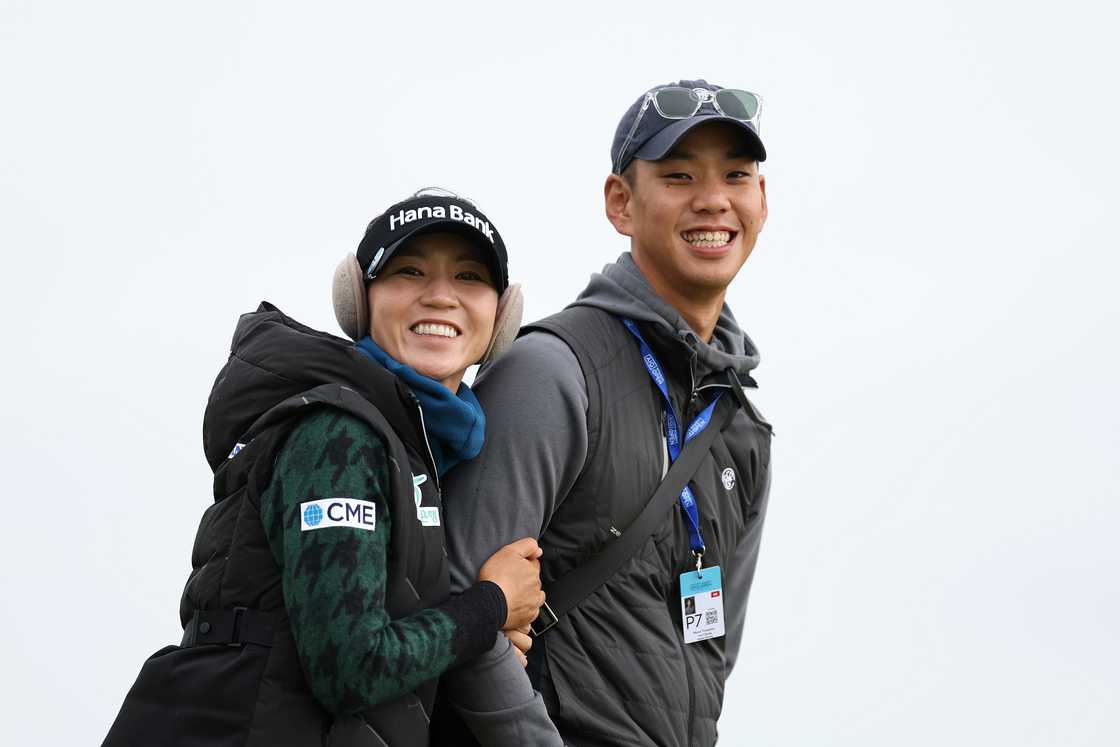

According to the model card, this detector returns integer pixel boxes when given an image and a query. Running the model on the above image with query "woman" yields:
[103,188,545,746]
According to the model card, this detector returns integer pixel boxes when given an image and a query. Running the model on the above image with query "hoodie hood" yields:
[202,302,425,472]
[571,252,761,381]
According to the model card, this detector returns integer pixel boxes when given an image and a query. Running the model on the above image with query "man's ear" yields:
[604,173,634,237]
[758,173,768,230]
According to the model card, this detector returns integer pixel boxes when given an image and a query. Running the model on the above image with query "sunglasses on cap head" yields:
[613,86,763,174]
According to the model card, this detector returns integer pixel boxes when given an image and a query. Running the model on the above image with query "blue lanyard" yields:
[622,319,721,560]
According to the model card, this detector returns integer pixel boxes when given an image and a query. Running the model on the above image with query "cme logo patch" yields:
[300,498,376,532]
[721,467,736,491]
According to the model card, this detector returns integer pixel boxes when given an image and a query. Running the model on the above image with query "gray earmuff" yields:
[332,254,368,341]
[331,253,523,364]
[482,282,523,363]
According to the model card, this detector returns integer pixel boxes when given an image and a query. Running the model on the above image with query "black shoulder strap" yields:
[531,383,743,636]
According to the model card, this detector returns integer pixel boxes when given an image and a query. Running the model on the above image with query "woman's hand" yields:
[478,537,545,631]
[505,626,532,667]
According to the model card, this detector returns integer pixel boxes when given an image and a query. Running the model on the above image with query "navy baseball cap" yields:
[611,79,766,175]
[356,188,508,292]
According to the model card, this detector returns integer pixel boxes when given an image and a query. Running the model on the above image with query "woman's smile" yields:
[410,320,462,338]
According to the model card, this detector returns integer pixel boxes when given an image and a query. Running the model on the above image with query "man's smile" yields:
[681,229,736,248]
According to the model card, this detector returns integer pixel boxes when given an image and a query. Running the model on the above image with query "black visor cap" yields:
[356,195,508,292]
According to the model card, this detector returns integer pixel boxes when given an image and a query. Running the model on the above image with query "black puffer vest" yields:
[103,303,449,747]
[524,306,772,747]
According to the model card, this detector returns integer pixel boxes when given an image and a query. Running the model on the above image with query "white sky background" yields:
[2,0,1117,743]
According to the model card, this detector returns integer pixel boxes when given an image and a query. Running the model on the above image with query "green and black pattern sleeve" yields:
[258,408,507,715]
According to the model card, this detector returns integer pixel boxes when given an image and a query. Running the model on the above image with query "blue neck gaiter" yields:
[354,336,485,477]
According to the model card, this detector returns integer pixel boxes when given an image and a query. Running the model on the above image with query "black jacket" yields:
[103,303,450,747]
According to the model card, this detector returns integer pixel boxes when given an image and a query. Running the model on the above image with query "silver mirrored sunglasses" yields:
[614,87,763,173]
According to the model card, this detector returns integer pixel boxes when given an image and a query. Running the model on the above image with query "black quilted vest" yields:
[523,305,772,747]
[103,304,449,747]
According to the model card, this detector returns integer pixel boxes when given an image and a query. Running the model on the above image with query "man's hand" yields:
[505,625,532,667]
[478,538,546,630]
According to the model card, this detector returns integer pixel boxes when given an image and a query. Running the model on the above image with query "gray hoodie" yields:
[439,253,768,745]
[575,252,761,378]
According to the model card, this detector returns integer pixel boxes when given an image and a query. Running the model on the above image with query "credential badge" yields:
[412,472,439,526]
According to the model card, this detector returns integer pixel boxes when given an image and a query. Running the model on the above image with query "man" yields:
[440,79,773,747]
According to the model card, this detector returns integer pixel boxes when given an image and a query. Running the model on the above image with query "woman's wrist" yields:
[474,579,508,629]
[438,581,509,666]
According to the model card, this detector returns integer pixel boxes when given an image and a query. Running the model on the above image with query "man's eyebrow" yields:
[661,148,755,162]
[661,149,694,161]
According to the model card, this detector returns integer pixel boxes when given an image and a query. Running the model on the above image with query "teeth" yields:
[411,323,459,338]
[682,230,732,247]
